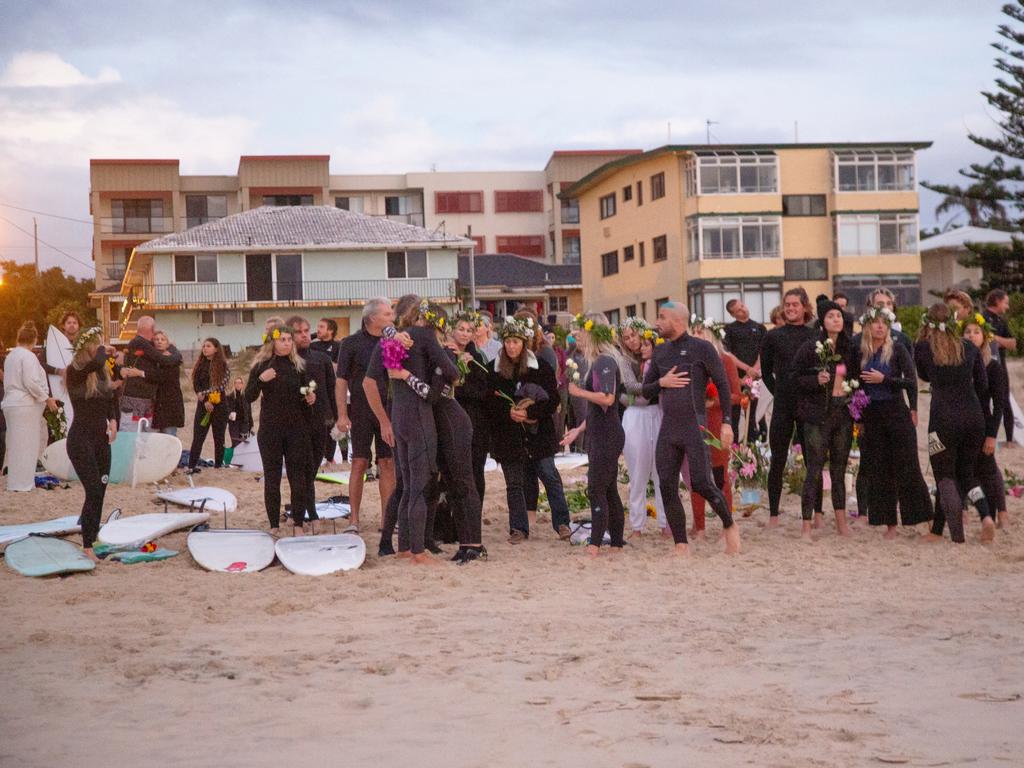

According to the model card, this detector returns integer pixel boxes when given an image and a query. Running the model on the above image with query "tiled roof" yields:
[919,225,1014,251]
[136,206,471,253]
[458,253,581,288]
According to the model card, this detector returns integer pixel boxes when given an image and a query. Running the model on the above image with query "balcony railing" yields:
[100,216,174,235]
[374,212,425,227]
[128,277,458,307]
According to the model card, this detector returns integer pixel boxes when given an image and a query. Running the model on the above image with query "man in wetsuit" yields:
[642,301,741,555]
[724,298,766,442]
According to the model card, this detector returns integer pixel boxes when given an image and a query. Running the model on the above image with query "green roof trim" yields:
[560,141,933,199]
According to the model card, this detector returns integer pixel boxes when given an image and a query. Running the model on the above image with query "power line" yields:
[0,214,94,271]
[0,201,93,225]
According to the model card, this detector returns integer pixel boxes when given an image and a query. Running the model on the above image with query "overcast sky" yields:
[0,0,1011,278]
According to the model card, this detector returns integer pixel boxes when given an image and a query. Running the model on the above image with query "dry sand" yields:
[1,364,1023,768]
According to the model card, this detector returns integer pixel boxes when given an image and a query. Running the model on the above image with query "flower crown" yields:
[860,306,896,326]
[619,316,652,335]
[921,310,959,336]
[72,326,104,355]
[419,301,446,332]
[689,313,726,340]
[499,315,535,340]
[959,312,994,339]
[453,309,483,328]
[573,313,617,345]
[640,326,666,345]
[261,328,284,343]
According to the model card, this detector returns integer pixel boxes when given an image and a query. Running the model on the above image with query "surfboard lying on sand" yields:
[45,325,74,426]
[187,529,276,573]
[554,453,588,470]
[315,471,350,485]
[98,512,210,549]
[157,487,237,514]
[275,534,366,575]
[5,536,94,577]
[0,516,81,547]
[568,521,612,546]
[228,438,264,472]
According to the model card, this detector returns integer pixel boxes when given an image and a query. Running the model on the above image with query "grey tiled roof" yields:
[458,253,581,288]
[136,206,471,253]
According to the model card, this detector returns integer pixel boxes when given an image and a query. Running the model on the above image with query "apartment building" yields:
[562,142,931,326]
[89,151,640,337]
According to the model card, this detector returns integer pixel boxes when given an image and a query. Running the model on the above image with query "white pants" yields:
[3,403,46,492]
[622,404,666,530]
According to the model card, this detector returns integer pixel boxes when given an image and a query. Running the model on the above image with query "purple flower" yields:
[380,338,409,370]
[848,389,870,421]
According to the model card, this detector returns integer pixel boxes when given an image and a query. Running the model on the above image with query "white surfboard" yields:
[187,529,276,573]
[5,536,94,577]
[157,487,237,514]
[755,386,774,424]
[568,521,612,546]
[228,438,264,473]
[1010,393,1024,447]
[484,457,499,473]
[0,515,82,547]
[98,512,210,549]
[45,325,74,427]
[554,452,589,471]
[287,501,351,522]
[275,533,366,575]
[42,429,180,485]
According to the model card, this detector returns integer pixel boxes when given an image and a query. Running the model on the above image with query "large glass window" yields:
[650,172,666,200]
[262,195,313,206]
[784,259,829,281]
[335,196,365,213]
[560,198,579,224]
[562,234,580,264]
[834,151,915,192]
[275,254,303,300]
[173,253,218,283]
[687,216,781,260]
[837,214,917,256]
[688,281,782,324]
[111,199,165,233]
[386,250,428,279]
[185,195,227,227]
[696,153,778,194]
[782,195,827,216]
[599,193,616,219]
[601,251,619,277]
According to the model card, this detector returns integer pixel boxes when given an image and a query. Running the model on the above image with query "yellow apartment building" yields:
[562,142,930,325]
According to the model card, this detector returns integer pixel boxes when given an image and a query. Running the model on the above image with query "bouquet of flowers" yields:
[847,389,870,422]
[814,338,841,392]
[380,338,409,370]
[739,376,755,409]
[200,391,221,427]
[729,441,769,488]
[44,401,68,442]
[705,381,719,408]
[564,358,580,383]
[300,379,317,397]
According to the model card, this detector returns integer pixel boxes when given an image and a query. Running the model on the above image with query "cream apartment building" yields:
[563,142,930,325]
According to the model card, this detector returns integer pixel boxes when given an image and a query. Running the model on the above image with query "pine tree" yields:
[923,1,1024,294]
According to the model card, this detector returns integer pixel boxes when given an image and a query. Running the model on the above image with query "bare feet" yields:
[270,527,280,537]
[411,552,442,566]
[396,551,414,559]
[84,548,100,563]
[584,544,600,558]
[767,516,781,528]
[629,530,644,539]
[980,517,996,543]
[723,525,741,555]
[801,521,814,542]
[689,528,706,541]
[660,527,672,538]
[670,542,691,557]
[884,526,899,540]
[997,510,1010,529]
[920,532,943,544]
[293,526,305,537]
[813,513,824,530]
[834,511,851,537]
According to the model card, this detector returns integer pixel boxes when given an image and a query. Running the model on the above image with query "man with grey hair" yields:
[473,310,502,362]
[335,297,396,528]
[118,315,162,431]
[642,301,741,555]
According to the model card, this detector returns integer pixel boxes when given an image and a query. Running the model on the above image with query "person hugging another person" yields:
[149,330,184,437]
[186,338,230,473]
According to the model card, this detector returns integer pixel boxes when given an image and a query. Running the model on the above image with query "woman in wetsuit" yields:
[916,303,992,544]
[450,310,491,503]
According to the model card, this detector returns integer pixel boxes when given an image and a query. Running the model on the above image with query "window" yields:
[695,152,778,194]
[640,301,647,319]
[494,190,544,212]
[200,309,256,326]
[639,241,645,266]
[599,193,616,219]
[651,172,666,200]
[435,191,483,214]
[784,259,829,281]
[833,274,922,308]
[688,281,782,324]
[837,214,917,256]
[496,235,545,258]
[560,198,579,224]
[335,196,365,213]
[106,247,131,280]
[835,150,915,192]
[625,304,637,318]
[275,254,303,300]
[562,234,580,264]
[782,195,827,216]
[549,296,569,313]
[653,235,668,262]
[623,245,635,262]
[601,250,619,277]
[111,199,165,233]
[607,309,621,326]
[174,253,218,283]
[637,180,643,206]
[262,195,313,206]
[386,250,428,278]
[185,195,227,227]
[623,185,633,202]
[687,216,782,260]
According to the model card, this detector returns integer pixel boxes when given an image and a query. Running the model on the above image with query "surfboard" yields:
[1010,393,1024,447]
[0,515,81,547]
[45,325,74,426]
[554,453,588,471]
[228,438,264,473]
[568,521,612,546]
[187,529,276,573]
[275,533,366,575]
[755,386,774,425]
[315,471,350,485]
[5,536,94,577]
[41,429,180,485]
[97,512,210,549]
[484,457,499,473]
[287,501,351,522]
[157,487,237,514]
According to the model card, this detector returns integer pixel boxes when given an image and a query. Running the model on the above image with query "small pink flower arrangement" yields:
[380,338,409,370]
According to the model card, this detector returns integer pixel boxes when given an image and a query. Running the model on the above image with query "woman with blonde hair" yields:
[2,322,52,491]
[64,327,117,559]
[916,303,992,543]
[245,325,315,534]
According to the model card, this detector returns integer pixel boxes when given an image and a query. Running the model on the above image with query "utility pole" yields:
[466,224,476,309]
[33,217,39,274]
[706,120,718,144]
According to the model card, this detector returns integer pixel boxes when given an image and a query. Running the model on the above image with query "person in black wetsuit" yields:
[450,311,490,502]
[186,338,230,473]
[793,301,856,540]
[963,315,1008,533]
[640,301,741,555]
[982,289,1018,447]
[760,289,817,525]
[311,317,342,461]
[916,303,992,544]
[227,376,253,446]
[364,339,403,556]
[246,325,317,534]
[63,327,118,561]
[724,298,766,442]
[560,314,625,556]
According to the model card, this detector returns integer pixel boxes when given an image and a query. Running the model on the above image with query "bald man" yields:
[119,315,162,430]
[642,302,741,555]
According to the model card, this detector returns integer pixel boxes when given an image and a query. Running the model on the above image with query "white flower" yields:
[815,341,824,352]
[571,372,580,382]
[938,322,946,332]
[851,379,859,389]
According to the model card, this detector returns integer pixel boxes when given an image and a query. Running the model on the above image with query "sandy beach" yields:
[1,365,1022,768]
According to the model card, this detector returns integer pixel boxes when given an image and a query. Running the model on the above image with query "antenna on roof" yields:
[794,121,799,143]
[705,120,719,144]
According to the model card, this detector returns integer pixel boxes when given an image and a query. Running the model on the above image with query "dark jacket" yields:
[794,334,859,425]
[454,342,490,448]
[227,388,253,439]
[121,335,163,401]
[486,352,560,463]
[149,344,184,430]
[298,346,338,426]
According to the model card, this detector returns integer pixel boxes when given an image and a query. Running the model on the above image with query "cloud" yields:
[0,51,121,88]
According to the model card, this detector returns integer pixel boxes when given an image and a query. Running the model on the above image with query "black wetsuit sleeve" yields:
[245,364,265,402]
[761,333,777,395]
[640,353,662,400]
[794,341,822,394]
[525,361,559,422]
[336,339,356,381]
[323,355,338,420]
[888,343,917,396]
[705,345,733,425]
[972,347,991,431]
[913,341,931,384]
[986,360,1005,438]
[425,333,460,383]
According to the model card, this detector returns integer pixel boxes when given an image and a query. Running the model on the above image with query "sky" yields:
[0,0,1012,278]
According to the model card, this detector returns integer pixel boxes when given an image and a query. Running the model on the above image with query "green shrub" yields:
[896,305,924,340]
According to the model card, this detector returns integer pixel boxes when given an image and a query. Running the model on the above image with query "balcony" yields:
[100,217,174,235]
[126,277,458,308]
[375,212,425,227]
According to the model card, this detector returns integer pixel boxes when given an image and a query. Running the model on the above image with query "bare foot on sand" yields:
[270,527,280,537]
[688,528,706,541]
[84,548,100,563]
[293,526,305,537]
[411,552,442,566]
[813,513,824,529]
[920,532,944,544]
[660,527,672,538]
[670,543,691,558]
[997,510,1010,529]
[397,551,414,559]
[629,530,643,539]
[801,521,814,542]
[584,544,600,558]
[884,526,899,540]
[834,511,851,537]
[767,516,781,528]
[723,525,741,555]
[980,517,996,543]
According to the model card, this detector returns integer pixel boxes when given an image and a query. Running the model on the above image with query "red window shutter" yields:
[496,235,545,258]
[495,190,544,213]
[473,235,486,253]
[435,191,483,214]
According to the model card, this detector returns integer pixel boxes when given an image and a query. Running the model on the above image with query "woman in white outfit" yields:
[617,318,667,535]
[2,322,53,492]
